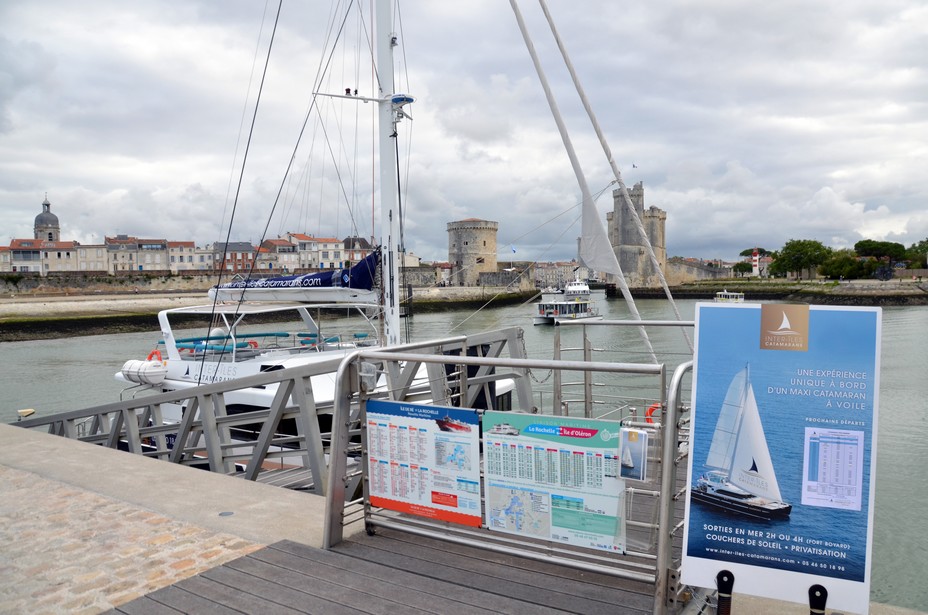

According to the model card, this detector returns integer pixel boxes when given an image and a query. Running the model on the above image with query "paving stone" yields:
[0,465,261,613]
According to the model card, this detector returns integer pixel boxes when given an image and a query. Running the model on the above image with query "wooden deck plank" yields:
[132,585,244,614]
[114,528,659,615]
[361,526,656,595]
[172,574,304,615]
[110,597,185,615]
[334,538,651,614]
[222,550,436,615]
[197,563,360,615]
[269,540,564,615]
[348,529,654,606]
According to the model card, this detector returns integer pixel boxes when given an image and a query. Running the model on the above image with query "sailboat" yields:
[691,365,792,520]
[114,3,509,422]
[621,444,634,469]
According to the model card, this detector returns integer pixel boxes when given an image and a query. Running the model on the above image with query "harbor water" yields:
[1,297,925,610]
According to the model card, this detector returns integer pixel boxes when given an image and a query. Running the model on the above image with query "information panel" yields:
[482,411,626,553]
[682,304,881,613]
[367,400,481,527]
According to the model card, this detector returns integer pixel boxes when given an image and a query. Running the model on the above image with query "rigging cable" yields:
[538,0,692,353]
[509,0,656,363]
[197,0,284,386]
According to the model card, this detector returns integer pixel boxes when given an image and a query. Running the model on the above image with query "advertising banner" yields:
[483,411,626,553]
[681,304,881,613]
[366,400,481,527]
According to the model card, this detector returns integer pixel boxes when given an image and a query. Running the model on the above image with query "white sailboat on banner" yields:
[691,365,792,520]
[621,444,634,469]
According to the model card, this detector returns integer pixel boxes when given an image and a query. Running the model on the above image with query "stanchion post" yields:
[716,570,734,615]
[809,584,828,615]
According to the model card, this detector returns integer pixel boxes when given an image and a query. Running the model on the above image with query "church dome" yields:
[35,197,59,227]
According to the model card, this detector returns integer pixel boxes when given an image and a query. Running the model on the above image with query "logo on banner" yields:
[760,304,809,351]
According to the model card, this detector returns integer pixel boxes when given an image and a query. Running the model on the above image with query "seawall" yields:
[0,288,539,342]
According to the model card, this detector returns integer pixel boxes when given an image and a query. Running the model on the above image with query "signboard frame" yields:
[681,303,881,613]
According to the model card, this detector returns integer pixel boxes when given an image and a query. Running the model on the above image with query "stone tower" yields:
[34,196,61,242]
[447,219,498,286]
[606,182,666,288]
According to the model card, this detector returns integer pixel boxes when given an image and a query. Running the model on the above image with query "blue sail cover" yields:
[213,251,379,292]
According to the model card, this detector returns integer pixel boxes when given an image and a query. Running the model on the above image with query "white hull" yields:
[533,312,603,326]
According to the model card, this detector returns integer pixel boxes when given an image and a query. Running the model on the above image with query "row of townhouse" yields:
[0,234,378,276]
[533,260,592,289]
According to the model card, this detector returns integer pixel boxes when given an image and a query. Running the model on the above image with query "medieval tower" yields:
[606,182,666,288]
[447,218,498,286]
[34,196,61,242]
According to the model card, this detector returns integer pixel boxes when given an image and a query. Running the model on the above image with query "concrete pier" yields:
[1,423,923,614]
[0,424,345,613]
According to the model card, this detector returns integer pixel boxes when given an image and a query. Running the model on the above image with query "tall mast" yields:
[375,0,405,347]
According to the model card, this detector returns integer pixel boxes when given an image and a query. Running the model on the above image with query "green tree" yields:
[906,238,928,268]
[854,239,906,261]
[739,247,770,257]
[819,249,875,280]
[732,261,753,277]
[768,239,832,279]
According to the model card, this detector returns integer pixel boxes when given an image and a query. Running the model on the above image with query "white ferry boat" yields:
[533,278,602,325]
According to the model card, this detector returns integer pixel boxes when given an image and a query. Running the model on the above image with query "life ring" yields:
[645,403,661,424]
[247,340,259,348]
[147,349,163,362]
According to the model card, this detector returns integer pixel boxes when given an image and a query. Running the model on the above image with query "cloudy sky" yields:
[2,0,926,264]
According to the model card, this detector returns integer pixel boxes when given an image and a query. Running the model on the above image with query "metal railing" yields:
[14,357,346,492]
[323,320,695,614]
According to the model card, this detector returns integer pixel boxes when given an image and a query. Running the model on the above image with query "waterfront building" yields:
[534,260,589,289]
[607,182,667,288]
[10,238,78,274]
[209,242,256,274]
[315,237,343,269]
[282,233,318,269]
[343,236,375,266]
[447,218,498,286]
[75,244,108,273]
[168,241,197,273]
[257,239,300,272]
[106,236,169,273]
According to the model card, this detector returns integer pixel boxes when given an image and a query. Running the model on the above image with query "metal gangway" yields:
[12,320,698,612]
[11,328,533,497]
[323,320,696,614]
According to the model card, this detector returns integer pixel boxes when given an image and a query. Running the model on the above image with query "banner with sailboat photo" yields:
[681,303,881,614]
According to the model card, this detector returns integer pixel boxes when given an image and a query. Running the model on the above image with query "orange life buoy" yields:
[147,349,163,362]
[247,340,259,348]
[646,403,660,424]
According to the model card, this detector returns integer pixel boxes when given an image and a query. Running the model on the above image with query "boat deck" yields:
[110,528,655,614]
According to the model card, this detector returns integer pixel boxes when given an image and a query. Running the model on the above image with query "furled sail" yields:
[209,251,379,303]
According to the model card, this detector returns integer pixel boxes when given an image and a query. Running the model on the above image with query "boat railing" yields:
[323,337,694,614]
[548,318,694,421]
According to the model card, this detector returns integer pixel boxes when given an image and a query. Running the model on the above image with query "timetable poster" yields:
[681,304,881,613]
[366,400,481,527]
[482,411,626,553]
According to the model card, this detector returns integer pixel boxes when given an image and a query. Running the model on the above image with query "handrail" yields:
[14,357,346,494]
[323,323,693,615]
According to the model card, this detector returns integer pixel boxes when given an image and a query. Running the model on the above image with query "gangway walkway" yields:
[111,528,655,614]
